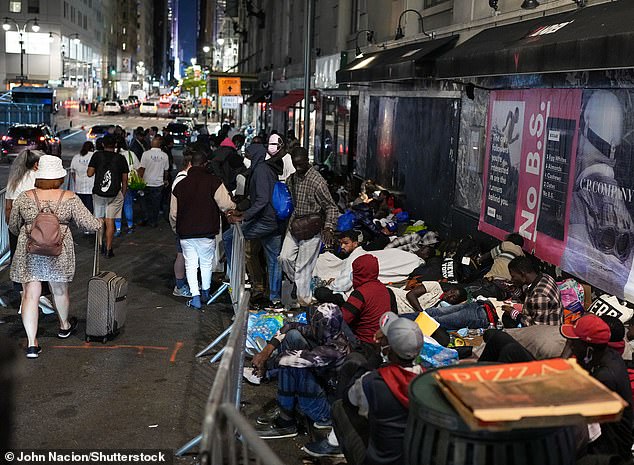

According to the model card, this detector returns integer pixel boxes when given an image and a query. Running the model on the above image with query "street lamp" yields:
[2,17,41,85]
[394,9,433,40]
[48,31,67,85]
[355,29,374,58]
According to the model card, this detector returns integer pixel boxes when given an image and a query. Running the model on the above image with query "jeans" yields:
[479,329,534,363]
[276,329,331,422]
[142,186,163,226]
[224,221,282,301]
[115,190,134,230]
[426,302,489,330]
[180,238,216,297]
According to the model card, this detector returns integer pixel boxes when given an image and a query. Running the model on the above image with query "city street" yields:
[0,111,177,189]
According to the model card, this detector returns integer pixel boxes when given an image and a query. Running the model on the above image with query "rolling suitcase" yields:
[85,232,128,343]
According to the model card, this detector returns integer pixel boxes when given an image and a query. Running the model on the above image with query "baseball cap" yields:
[560,314,611,345]
[379,312,424,360]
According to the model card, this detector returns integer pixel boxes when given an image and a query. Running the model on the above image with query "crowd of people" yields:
[2,119,633,464]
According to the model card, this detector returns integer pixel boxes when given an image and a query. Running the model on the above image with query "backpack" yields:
[26,190,67,257]
[94,151,120,197]
[272,181,294,220]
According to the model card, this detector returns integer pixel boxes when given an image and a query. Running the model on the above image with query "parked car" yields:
[117,100,130,113]
[169,103,185,117]
[103,101,121,114]
[86,124,112,141]
[163,122,192,146]
[139,101,159,116]
[1,124,62,159]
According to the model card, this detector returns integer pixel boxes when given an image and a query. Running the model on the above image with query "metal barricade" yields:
[0,188,11,268]
[177,225,284,463]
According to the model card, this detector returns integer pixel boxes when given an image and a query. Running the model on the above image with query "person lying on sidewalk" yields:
[304,313,424,463]
[250,303,350,440]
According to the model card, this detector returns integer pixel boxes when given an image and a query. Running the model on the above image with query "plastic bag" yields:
[247,311,285,342]
[337,210,356,232]
[419,336,459,369]
[272,181,294,220]
[128,169,146,191]
[395,211,410,223]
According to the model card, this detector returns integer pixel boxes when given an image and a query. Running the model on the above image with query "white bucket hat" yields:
[35,155,67,180]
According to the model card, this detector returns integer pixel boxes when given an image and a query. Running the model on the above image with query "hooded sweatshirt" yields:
[208,137,245,191]
[242,143,281,228]
[342,255,397,344]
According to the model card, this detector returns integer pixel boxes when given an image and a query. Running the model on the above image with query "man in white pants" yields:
[170,150,234,309]
[279,146,339,307]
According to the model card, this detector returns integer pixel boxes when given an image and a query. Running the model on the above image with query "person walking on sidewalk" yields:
[170,150,235,309]
[138,136,169,227]
[70,141,95,213]
[279,146,338,307]
[87,134,128,258]
[10,156,102,358]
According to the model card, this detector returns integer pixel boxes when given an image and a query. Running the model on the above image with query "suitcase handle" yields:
[93,228,102,276]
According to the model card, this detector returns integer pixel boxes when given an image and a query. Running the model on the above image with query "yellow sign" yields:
[218,77,241,96]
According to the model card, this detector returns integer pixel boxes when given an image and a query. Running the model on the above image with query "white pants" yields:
[279,230,321,306]
[180,238,216,297]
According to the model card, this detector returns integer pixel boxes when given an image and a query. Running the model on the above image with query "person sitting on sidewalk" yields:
[279,146,339,308]
[305,313,424,462]
[561,314,633,461]
[170,150,234,309]
[252,303,350,439]
[502,256,563,327]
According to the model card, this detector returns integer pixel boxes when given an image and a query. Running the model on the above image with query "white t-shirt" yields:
[70,152,95,195]
[139,148,169,187]
[6,169,36,200]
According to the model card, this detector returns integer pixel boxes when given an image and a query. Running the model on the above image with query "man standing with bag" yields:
[279,146,338,307]
[87,134,129,258]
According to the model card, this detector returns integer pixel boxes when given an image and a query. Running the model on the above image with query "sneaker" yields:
[313,419,332,429]
[39,296,56,314]
[25,345,42,359]
[302,439,344,458]
[187,295,202,310]
[114,230,122,238]
[126,227,134,234]
[243,367,262,385]
[106,249,115,259]
[256,406,281,425]
[58,316,78,339]
[257,417,298,439]
[173,285,192,298]
[266,301,285,313]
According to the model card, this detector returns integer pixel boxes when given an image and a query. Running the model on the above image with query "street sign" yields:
[221,96,240,109]
[218,77,241,96]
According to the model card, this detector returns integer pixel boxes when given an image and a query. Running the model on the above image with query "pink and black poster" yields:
[480,88,634,300]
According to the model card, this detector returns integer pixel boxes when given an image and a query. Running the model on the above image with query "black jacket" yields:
[241,144,281,228]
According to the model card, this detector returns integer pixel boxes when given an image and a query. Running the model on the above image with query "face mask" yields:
[268,143,281,155]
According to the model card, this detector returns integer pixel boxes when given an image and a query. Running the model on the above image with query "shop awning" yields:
[245,90,270,103]
[437,0,634,78]
[270,90,318,111]
[336,36,458,84]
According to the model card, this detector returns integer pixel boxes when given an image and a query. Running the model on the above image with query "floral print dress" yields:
[9,191,102,283]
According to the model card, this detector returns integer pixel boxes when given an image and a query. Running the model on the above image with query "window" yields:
[63,1,68,18]
[122,42,126,51]
[423,0,450,7]
[122,26,126,35]
[77,12,82,26]
[350,0,358,33]
[71,6,75,22]
[27,0,39,14]
[83,16,87,29]
[9,1,21,13]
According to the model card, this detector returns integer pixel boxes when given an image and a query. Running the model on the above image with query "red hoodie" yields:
[220,137,236,148]
[342,254,397,344]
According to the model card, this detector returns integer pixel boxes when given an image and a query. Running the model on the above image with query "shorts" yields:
[93,192,124,219]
